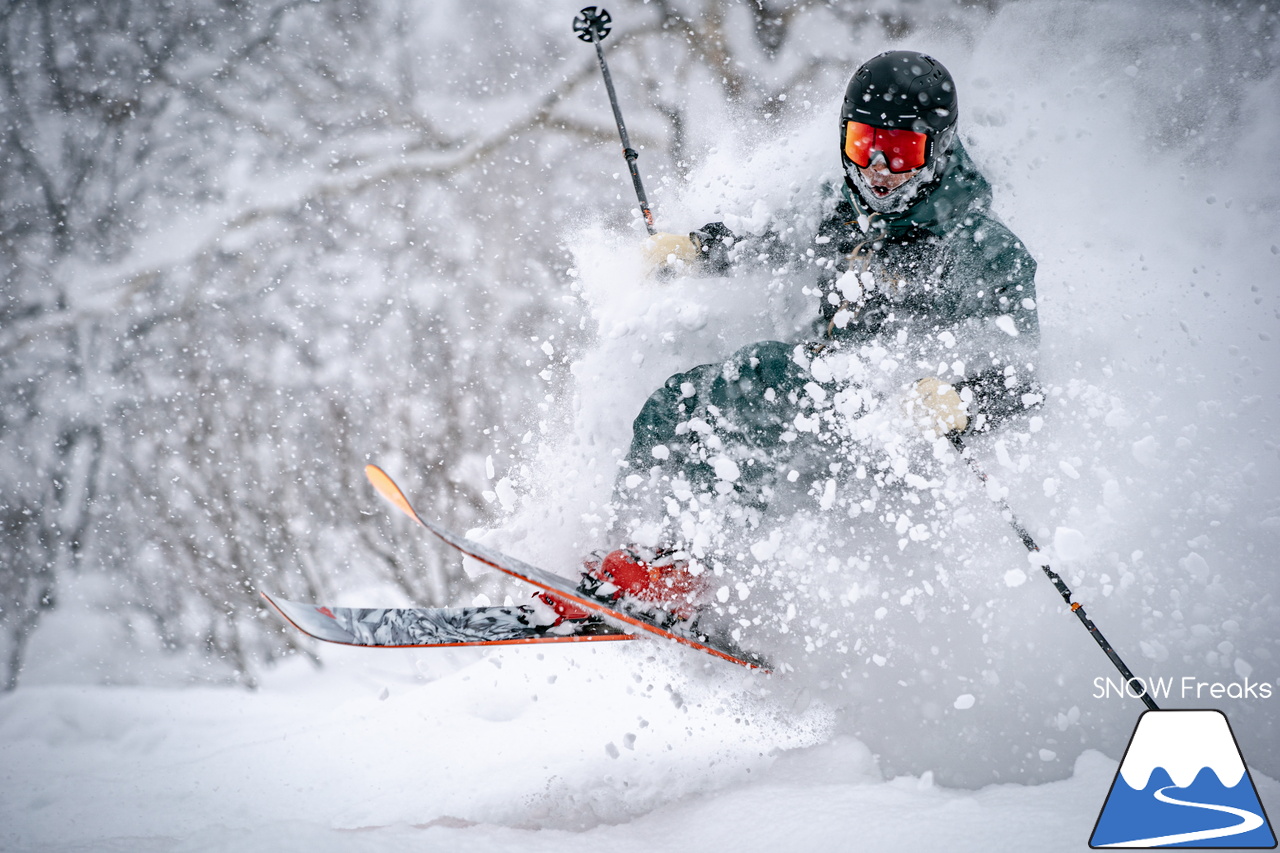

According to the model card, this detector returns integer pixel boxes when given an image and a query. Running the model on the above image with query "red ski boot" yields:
[535,547,708,627]
[580,546,708,623]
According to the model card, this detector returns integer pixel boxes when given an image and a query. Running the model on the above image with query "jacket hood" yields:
[845,139,993,239]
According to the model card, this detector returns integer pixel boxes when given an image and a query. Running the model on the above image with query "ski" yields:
[364,464,770,671]
[261,591,633,649]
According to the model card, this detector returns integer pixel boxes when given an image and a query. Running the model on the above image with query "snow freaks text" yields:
[1093,676,1274,702]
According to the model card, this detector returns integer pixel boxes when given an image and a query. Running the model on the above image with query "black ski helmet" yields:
[841,50,957,179]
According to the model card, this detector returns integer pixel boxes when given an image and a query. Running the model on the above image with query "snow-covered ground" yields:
[3,0,1279,850]
[8,642,1276,853]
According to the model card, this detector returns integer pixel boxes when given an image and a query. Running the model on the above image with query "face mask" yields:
[850,157,939,214]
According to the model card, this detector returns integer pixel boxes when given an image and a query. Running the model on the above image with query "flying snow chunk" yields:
[1132,435,1161,467]
[1179,551,1212,580]
[677,303,708,331]
[494,478,518,511]
[460,554,489,579]
[954,694,976,710]
[712,456,741,482]
[1004,568,1028,587]
[809,356,834,383]
[750,531,783,562]
[1139,639,1170,662]
[995,314,1019,336]
[819,479,837,511]
[834,269,863,302]
[1053,527,1090,560]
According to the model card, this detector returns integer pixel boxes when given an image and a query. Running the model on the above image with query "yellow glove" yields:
[907,377,969,436]
[643,231,699,272]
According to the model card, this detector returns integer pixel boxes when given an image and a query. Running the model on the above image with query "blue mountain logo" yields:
[1091,709,1276,848]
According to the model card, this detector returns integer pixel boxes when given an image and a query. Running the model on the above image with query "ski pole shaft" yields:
[573,7,656,234]
[948,434,1159,711]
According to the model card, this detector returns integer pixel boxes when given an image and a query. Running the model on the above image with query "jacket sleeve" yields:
[689,191,855,278]
[945,215,1042,433]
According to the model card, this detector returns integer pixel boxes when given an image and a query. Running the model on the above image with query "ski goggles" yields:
[843,121,931,174]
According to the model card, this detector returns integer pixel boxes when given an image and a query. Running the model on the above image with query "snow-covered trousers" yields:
[608,340,836,545]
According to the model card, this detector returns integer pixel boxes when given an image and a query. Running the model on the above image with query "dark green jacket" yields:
[696,139,1039,432]
[610,142,1040,539]
[816,140,1039,429]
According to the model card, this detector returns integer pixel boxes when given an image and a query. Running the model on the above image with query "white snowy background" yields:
[2,0,1279,850]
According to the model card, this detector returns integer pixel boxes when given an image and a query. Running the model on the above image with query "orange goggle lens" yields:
[843,121,930,173]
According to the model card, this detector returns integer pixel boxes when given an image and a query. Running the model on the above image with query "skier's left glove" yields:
[906,377,969,436]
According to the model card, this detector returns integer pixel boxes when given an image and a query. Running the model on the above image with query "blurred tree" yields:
[0,0,987,688]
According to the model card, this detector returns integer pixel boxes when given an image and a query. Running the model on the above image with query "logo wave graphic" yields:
[1090,710,1276,849]
[1119,783,1266,847]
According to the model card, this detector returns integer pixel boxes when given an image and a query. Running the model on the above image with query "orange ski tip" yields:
[364,464,422,525]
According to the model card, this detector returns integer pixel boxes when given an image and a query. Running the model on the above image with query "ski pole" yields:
[948,434,1160,711]
[573,6,656,235]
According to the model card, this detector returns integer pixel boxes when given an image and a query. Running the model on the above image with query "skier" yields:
[542,50,1040,627]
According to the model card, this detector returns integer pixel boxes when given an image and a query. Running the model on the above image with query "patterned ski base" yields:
[363,464,770,671]
[262,592,633,648]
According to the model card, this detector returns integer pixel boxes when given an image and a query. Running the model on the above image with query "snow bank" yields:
[3,648,1276,851]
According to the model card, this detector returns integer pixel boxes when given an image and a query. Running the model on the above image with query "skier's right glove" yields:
[644,231,700,273]
[643,222,737,276]
[906,376,970,437]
